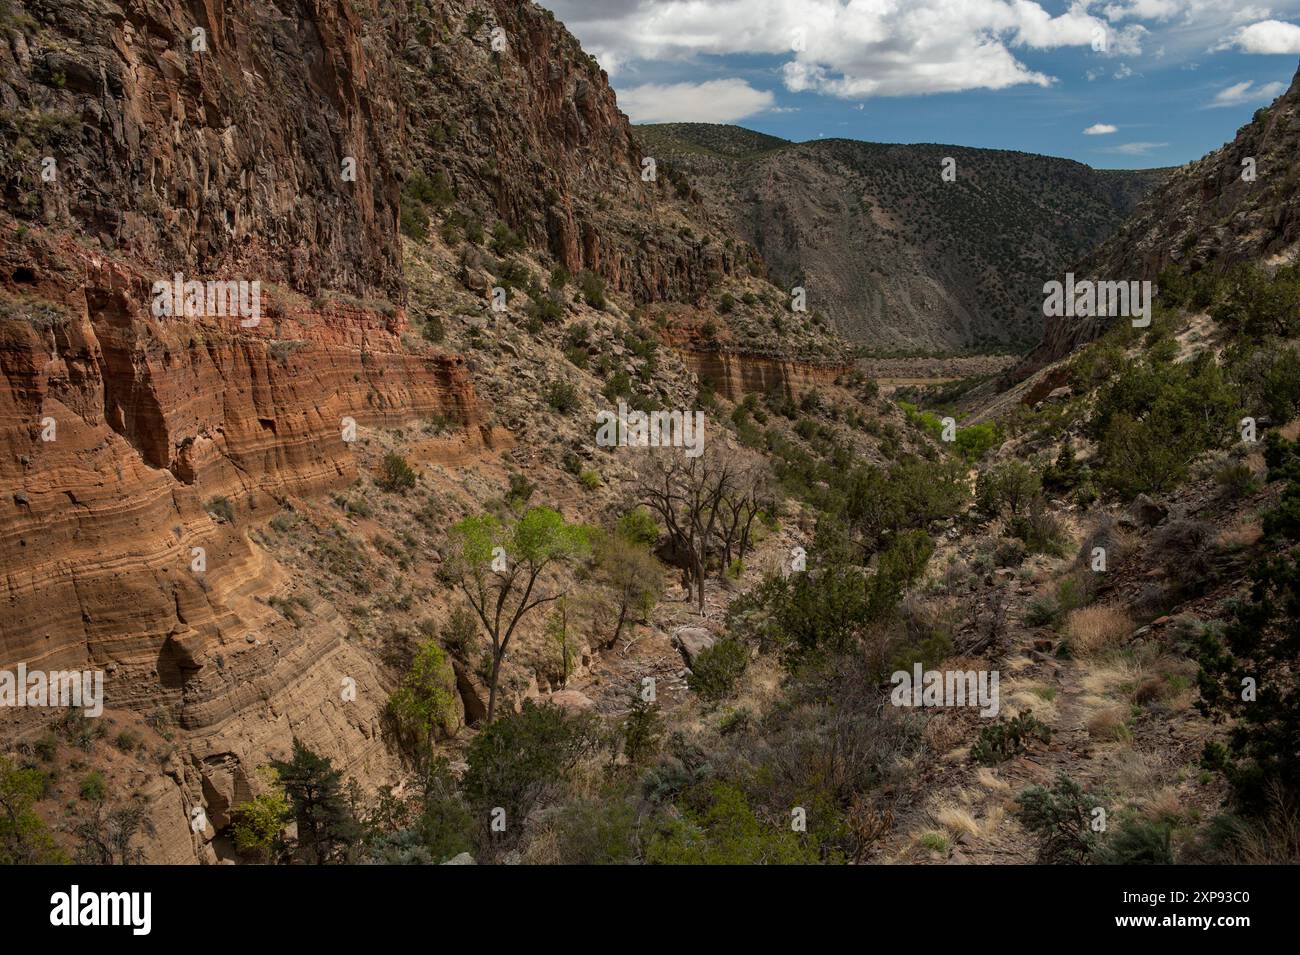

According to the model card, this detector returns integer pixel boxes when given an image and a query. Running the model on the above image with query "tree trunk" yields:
[694,554,706,614]
[611,600,629,648]
[486,653,502,724]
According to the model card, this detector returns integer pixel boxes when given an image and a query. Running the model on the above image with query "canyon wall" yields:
[674,348,852,402]
[0,0,838,861]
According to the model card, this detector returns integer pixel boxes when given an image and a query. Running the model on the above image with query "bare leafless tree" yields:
[717,466,771,576]
[634,446,767,614]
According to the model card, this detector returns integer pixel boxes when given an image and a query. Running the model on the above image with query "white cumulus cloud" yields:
[544,0,1131,100]
[1083,123,1119,134]
[618,79,775,123]
[1223,18,1300,52]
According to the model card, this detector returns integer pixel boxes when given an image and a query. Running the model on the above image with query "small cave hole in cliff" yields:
[12,266,36,284]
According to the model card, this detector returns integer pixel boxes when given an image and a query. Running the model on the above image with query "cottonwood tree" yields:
[388,639,459,761]
[635,446,754,614]
[593,531,663,648]
[1,757,65,864]
[445,507,590,722]
[230,767,292,863]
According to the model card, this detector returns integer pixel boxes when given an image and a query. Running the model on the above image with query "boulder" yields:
[1130,494,1168,527]
[673,627,717,665]
[548,689,596,712]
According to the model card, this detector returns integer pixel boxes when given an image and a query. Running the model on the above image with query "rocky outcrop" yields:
[673,627,717,667]
[0,227,480,672]
[394,0,755,305]
[673,348,852,402]
[0,0,409,302]
[0,221,480,861]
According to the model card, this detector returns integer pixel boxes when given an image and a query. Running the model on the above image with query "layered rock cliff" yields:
[0,0,844,861]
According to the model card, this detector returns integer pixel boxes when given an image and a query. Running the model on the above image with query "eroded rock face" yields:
[0,0,835,862]
[1,0,409,301]
[672,349,853,403]
[0,230,481,861]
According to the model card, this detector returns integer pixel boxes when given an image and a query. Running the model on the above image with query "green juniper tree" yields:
[270,738,361,864]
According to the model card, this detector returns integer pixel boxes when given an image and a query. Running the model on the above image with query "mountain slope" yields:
[638,123,1167,351]
[1022,61,1300,373]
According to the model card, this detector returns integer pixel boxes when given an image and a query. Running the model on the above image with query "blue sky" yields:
[542,1,1300,168]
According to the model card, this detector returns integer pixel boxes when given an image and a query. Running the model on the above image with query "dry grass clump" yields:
[1086,705,1132,742]
[922,710,967,756]
[975,767,1011,792]
[1215,518,1262,552]
[1064,604,1131,656]
[933,803,981,839]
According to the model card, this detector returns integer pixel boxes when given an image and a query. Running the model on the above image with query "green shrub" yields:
[579,270,606,309]
[399,171,453,241]
[1093,352,1239,498]
[79,770,107,802]
[615,507,660,546]
[489,221,524,255]
[687,636,749,701]
[621,696,663,767]
[955,421,1003,460]
[1095,816,1175,864]
[645,782,820,865]
[1015,773,1102,864]
[422,314,446,343]
[33,733,56,761]
[546,797,639,864]
[1007,500,1067,556]
[462,702,601,845]
[1197,439,1300,814]
[601,370,633,402]
[544,380,580,414]
[377,452,417,493]
[976,460,1041,517]
[206,496,235,524]
[1213,460,1257,498]
[1210,262,1300,340]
